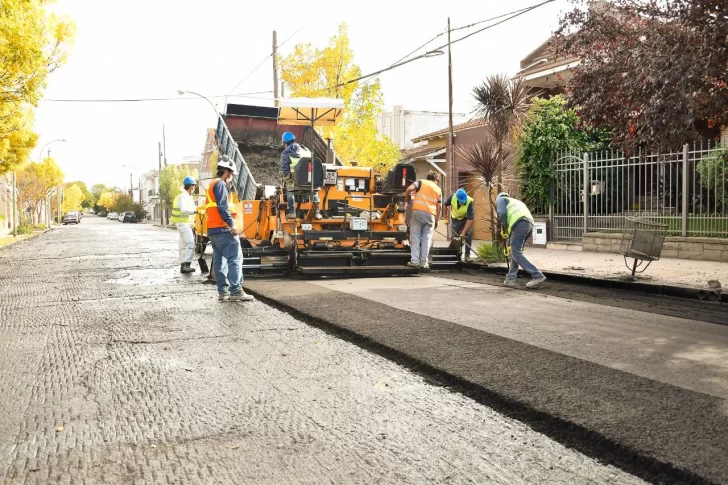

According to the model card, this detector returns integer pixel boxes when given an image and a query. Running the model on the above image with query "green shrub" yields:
[475,241,508,263]
[33,223,47,230]
[17,224,32,235]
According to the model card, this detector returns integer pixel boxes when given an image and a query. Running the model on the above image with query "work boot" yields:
[180,263,195,274]
[228,291,255,302]
[526,275,547,289]
[312,203,323,220]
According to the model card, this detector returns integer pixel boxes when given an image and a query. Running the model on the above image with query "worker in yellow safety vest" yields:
[404,170,442,269]
[496,192,546,288]
[171,176,198,274]
[444,188,474,261]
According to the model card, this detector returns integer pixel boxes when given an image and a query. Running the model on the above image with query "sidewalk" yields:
[444,240,728,289]
[505,247,728,289]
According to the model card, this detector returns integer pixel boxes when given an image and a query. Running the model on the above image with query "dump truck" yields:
[195,98,461,278]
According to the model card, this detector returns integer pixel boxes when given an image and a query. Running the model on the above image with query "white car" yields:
[107,212,118,220]
[118,212,125,222]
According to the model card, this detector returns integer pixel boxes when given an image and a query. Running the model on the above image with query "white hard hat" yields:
[217,155,236,175]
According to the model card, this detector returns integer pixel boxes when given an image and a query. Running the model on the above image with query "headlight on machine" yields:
[397,224,407,232]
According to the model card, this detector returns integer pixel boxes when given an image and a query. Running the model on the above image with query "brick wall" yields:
[582,232,728,262]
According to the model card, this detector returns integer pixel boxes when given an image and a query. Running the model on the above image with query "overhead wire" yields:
[40,91,275,103]
[40,3,554,104]
[345,0,556,87]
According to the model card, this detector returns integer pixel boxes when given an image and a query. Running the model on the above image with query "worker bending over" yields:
[444,188,474,262]
[280,131,322,220]
[172,176,198,274]
[206,156,254,302]
[496,192,546,288]
[405,171,442,269]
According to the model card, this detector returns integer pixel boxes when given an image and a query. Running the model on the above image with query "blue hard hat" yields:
[282,132,296,143]
[497,192,509,199]
[456,188,468,203]
[183,176,197,186]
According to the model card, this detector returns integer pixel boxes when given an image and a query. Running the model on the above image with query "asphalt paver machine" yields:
[196,97,461,277]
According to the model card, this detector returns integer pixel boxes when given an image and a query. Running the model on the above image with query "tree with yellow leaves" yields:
[280,24,400,174]
[0,0,75,174]
[96,192,118,213]
[16,157,64,224]
[61,184,83,213]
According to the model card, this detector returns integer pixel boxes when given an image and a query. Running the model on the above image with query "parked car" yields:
[97,211,107,217]
[62,211,80,225]
[122,211,137,223]
[107,212,118,220]
[117,212,125,222]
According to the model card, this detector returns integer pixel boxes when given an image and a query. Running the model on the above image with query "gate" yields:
[552,152,586,241]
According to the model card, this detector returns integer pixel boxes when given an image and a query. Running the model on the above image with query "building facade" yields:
[378,105,467,149]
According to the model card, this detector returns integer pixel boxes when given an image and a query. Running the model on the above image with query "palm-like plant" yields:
[457,139,518,241]
[472,74,535,191]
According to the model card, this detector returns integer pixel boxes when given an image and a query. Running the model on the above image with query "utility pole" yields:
[158,141,163,225]
[129,173,133,198]
[12,172,17,236]
[273,30,279,107]
[446,17,455,234]
[162,124,168,166]
[162,125,168,225]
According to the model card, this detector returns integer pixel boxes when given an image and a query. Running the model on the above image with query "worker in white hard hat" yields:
[205,155,254,302]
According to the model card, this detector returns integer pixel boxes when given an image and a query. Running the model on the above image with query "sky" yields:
[32,0,569,190]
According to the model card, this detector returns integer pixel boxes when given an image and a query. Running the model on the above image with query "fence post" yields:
[548,159,554,242]
[583,152,589,236]
[682,143,688,237]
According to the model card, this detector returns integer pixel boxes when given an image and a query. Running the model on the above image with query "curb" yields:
[0,228,53,251]
[462,262,728,303]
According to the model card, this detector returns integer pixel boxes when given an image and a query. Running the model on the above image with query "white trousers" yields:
[177,224,195,264]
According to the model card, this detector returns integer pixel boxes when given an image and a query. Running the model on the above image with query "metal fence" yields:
[548,141,727,241]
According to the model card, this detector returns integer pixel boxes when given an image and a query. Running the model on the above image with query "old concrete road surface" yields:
[246,274,728,484]
[0,217,646,484]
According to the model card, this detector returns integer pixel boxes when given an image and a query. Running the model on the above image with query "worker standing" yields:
[206,156,254,302]
[171,176,198,274]
[404,171,442,269]
[280,131,322,220]
[496,192,546,288]
[444,188,474,262]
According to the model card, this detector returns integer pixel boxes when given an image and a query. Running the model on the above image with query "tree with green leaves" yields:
[517,96,612,210]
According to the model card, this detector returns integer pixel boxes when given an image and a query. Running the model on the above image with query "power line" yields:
[433,0,555,51]
[227,54,272,95]
[347,0,555,87]
[40,91,275,103]
[226,27,304,96]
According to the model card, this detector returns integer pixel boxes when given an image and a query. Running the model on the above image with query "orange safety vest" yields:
[411,180,441,216]
[205,178,236,230]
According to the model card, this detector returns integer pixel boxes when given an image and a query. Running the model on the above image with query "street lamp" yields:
[38,139,66,163]
[177,90,220,120]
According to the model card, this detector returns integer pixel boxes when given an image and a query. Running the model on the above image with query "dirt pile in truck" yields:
[238,144,281,186]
